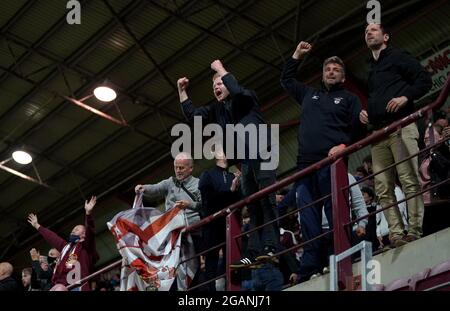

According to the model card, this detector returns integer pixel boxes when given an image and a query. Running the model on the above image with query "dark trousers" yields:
[365,204,381,251]
[203,218,226,291]
[251,262,284,291]
[296,165,332,280]
[241,161,279,257]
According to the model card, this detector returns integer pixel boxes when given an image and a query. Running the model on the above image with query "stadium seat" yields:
[415,260,450,291]
[370,283,385,291]
[409,268,431,290]
[384,276,412,291]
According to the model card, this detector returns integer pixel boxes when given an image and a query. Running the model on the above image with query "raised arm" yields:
[83,196,97,253]
[280,41,313,105]
[178,76,211,122]
[28,213,67,251]
[136,178,170,199]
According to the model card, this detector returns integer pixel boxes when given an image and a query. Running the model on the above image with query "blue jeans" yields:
[296,165,332,280]
[251,263,283,291]
[241,280,254,291]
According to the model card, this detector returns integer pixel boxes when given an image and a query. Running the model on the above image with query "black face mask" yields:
[68,234,80,243]
[47,256,57,265]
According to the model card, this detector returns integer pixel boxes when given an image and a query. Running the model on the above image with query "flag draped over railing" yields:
[107,194,197,291]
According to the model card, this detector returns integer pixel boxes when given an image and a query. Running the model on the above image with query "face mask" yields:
[68,234,80,243]
[47,256,57,265]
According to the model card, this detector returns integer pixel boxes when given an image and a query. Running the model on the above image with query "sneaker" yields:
[229,257,257,269]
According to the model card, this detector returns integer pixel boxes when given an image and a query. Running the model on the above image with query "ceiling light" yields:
[12,150,33,165]
[93,83,117,102]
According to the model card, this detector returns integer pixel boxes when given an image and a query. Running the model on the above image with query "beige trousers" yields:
[371,123,424,240]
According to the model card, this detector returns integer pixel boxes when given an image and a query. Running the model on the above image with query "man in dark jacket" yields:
[280,41,362,281]
[29,248,59,290]
[360,23,432,247]
[27,196,99,291]
[179,60,279,266]
[0,262,19,291]
[198,145,241,290]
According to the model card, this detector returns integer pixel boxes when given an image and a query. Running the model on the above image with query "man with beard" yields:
[360,23,431,246]
[280,41,363,281]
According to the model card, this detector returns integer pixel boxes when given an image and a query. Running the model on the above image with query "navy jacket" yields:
[181,73,270,164]
[367,46,431,129]
[0,276,19,291]
[198,165,241,218]
[281,58,362,165]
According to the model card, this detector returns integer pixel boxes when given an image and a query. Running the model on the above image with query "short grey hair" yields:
[174,152,194,167]
[323,56,346,75]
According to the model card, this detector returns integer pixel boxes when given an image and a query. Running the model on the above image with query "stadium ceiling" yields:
[0,0,448,266]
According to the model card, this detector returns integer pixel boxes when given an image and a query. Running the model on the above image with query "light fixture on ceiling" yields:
[0,149,49,188]
[58,79,127,126]
[93,81,117,102]
[12,150,33,165]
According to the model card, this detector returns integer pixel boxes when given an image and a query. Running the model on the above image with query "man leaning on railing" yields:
[280,41,364,282]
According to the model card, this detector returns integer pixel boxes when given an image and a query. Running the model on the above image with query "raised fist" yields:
[177,77,189,92]
[293,41,312,59]
[211,60,225,73]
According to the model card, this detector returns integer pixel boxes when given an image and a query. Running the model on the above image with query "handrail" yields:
[66,259,122,290]
[347,177,450,228]
[185,74,450,233]
[341,137,450,227]
[345,137,449,191]
[70,75,450,290]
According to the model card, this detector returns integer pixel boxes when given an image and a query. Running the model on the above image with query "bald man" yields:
[135,152,201,227]
[27,196,99,291]
[0,262,19,291]
[135,152,202,290]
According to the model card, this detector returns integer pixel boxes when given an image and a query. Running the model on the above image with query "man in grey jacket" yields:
[135,152,202,290]
[135,152,201,228]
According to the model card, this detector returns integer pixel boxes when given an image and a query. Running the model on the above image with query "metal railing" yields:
[330,240,373,291]
[68,74,450,291]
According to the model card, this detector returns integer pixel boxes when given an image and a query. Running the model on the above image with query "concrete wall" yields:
[286,227,450,291]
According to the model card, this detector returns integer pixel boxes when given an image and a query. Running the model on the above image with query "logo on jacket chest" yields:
[334,97,343,104]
